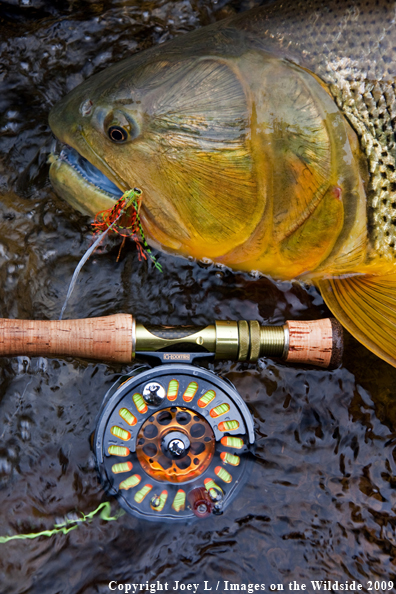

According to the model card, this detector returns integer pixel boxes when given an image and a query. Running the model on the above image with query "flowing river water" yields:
[1,1,396,592]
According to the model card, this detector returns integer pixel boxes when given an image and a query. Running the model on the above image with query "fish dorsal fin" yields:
[317,273,396,367]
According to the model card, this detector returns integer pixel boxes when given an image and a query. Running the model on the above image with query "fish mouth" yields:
[48,144,124,217]
[49,143,188,250]
[59,145,123,198]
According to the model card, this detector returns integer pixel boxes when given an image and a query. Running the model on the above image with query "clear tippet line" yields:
[59,218,119,320]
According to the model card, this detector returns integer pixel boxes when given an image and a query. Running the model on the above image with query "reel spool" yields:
[94,362,255,521]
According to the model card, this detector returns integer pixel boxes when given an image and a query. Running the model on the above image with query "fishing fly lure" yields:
[59,188,161,320]
[92,188,162,271]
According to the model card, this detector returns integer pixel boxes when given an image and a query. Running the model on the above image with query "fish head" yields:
[49,48,262,260]
[49,33,367,277]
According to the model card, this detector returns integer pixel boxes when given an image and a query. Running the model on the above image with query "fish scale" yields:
[245,0,396,82]
[330,79,396,259]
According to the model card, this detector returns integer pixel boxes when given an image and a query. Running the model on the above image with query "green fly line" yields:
[0,501,123,543]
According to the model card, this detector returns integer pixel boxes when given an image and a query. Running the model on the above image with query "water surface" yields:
[1,1,396,592]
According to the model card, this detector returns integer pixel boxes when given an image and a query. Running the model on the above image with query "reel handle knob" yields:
[0,314,133,363]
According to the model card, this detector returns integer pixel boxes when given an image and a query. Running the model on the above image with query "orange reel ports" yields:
[136,407,215,483]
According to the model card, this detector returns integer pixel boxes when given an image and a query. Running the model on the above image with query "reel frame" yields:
[94,361,255,521]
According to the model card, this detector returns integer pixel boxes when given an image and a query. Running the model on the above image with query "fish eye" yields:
[108,125,128,143]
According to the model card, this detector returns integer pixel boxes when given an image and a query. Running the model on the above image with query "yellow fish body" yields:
[48,0,396,366]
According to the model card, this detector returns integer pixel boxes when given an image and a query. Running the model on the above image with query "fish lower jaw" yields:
[48,142,127,216]
[49,151,121,217]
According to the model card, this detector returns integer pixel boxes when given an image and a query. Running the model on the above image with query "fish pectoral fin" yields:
[317,272,396,368]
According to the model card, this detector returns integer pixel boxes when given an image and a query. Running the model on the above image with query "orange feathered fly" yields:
[92,188,162,270]
[59,188,162,320]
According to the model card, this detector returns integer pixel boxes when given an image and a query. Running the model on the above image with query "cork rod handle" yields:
[0,314,133,363]
[285,318,343,368]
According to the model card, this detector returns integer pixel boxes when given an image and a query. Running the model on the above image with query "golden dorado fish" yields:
[48,0,396,367]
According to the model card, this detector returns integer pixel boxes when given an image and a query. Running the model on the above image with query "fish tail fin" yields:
[317,272,396,367]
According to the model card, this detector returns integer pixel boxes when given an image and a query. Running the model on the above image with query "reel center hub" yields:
[162,431,191,458]
[136,407,215,484]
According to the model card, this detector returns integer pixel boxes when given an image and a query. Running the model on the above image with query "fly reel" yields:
[94,361,255,521]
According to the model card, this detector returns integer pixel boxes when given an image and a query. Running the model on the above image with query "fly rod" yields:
[0,315,343,368]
